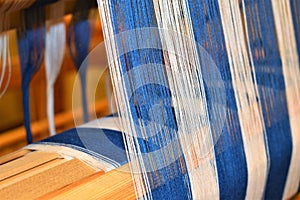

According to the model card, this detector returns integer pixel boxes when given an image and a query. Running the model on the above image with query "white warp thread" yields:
[218,1,269,199]
[0,32,11,98]
[45,1,66,136]
[271,0,300,198]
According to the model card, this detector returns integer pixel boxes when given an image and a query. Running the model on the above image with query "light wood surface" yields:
[0,150,98,200]
[40,164,136,200]
[0,149,31,165]
[0,149,137,199]
[0,151,60,181]
[0,149,300,199]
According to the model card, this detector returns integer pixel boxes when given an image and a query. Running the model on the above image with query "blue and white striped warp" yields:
[26,0,300,199]
[95,0,300,199]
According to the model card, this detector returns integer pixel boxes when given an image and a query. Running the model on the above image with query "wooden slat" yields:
[40,164,137,200]
[293,193,300,200]
[0,158,97,200]
[1,2,98,32]
[0,158,67,188]
[0,151,60,181]
[0,149,30,165]
[0,99,109,152]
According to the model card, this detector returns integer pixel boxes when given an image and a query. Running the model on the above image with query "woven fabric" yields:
[27,108,298,199]
[95,0,300,199]
[19,0,300,199]
[25,115,127,172]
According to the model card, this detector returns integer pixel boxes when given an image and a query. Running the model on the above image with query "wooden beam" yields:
[292,193,300,200]
[0,99,109,152]
[0,149,31,165]
[0,1,98,32]
[0,151,60,181]
[40,164,137,200]
[0,156,97,199]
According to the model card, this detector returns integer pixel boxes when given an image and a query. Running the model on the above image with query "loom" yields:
[0,0,300,199]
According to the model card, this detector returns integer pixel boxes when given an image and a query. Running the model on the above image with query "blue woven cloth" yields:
[22,0,300,199]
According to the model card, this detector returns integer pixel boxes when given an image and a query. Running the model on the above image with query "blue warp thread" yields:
[17,6,45,144]
[187,1,248,199]
[244,0,293,199]
[290,0,300,64]
[108,0,192,199]
[67,0,92,123]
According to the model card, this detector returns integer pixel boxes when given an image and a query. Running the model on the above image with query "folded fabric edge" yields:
[24,143,119,172]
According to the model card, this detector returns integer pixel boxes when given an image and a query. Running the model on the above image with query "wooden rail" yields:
[0,0,98,32]
[0,99,109,155]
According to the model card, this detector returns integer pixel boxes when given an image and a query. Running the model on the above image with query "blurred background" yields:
[0,2,112,155]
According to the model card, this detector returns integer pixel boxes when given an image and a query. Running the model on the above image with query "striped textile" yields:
[26,0,300,199]
[26,115,127,172]
[27,108,298,199]
[94,0,300,199]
